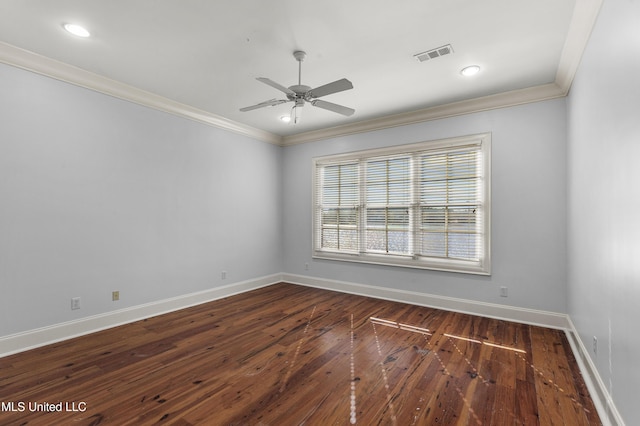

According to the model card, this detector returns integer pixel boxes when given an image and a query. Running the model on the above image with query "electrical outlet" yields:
[305,263,309,271]
[71,297,81,310]
[499,286,508,297]
[112,291,120,301]
[593,336,598,356]
[221,270,227,280]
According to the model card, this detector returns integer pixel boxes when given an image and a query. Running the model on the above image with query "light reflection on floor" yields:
[278,309,594,424]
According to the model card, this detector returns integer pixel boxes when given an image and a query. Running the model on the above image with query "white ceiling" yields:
[0,0,601,145]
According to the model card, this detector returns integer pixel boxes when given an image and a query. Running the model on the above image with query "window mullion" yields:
[444,154,450,257]
[385,160,390,253]
[337,165,342,251]
[359,160,366,255]
[410,153,419,259]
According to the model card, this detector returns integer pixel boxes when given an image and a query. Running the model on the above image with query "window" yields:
[313,133,491,275]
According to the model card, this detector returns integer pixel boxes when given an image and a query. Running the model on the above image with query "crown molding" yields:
[282,82,565,145]
[555,0,603,94]
[1,0,601,148]
[0,42,283,146]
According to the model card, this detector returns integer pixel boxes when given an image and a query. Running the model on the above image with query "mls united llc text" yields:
[1,401,87,412]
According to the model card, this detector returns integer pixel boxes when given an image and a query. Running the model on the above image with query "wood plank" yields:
[0,283,601,425]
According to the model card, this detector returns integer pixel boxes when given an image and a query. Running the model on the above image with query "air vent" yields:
[414,44,454,62]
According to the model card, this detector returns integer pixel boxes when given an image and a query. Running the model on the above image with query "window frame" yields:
[312,133,491,275]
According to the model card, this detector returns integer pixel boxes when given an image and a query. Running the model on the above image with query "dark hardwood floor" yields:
[0,283,600,425]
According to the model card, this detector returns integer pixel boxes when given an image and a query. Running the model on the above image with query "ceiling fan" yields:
[240,51,355,124]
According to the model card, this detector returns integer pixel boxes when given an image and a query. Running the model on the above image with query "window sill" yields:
[313,250,491,275]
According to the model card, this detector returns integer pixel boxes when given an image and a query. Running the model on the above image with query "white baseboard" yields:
[565,318,625,426]
[0,273,282,358]
[0,272,623,425]
[1,273,567,357]
[284,273,624,425]
[283,273,570,329]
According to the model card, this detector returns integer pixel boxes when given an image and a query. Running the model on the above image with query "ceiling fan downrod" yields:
[293,50,306,86]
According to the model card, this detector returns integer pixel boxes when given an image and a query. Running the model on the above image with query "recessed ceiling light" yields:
[63,23,91,38]
[461,65,480,77]
[280,115,291,123]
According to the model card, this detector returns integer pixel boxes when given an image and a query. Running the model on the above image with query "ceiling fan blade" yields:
[256,77,296,97]
[239,98,288,112]
[311,99,355,116]
[308,78,353,98]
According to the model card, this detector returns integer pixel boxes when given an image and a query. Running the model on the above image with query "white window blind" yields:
[319,162,359,252]
[313,133,491,275]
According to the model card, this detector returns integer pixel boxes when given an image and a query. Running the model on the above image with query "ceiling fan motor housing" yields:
[288,85,312,100]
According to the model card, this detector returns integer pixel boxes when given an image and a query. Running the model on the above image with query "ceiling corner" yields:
[554,0,604,94]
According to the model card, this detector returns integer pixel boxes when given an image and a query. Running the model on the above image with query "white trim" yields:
[555,0,604,94]
[282,273,569,329]
[0,41,562,147]
[283,83,564,145]
[282,0,603,146]
[312,134,491,275]
[565,317,625,426]
[284,272,625,423]
[0,273,568,358]
[0,42,282,146]
[0,272,624,425]
[0,273,282,358]
[0,0,602,148]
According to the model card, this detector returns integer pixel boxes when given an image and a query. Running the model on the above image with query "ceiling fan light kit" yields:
[240,51,355,124]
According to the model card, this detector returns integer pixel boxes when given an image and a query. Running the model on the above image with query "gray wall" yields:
[567,0,640,423]
[2,5,635,419]
[7,5,638,418]
[0,63,283,336]
[283,99,568,313]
